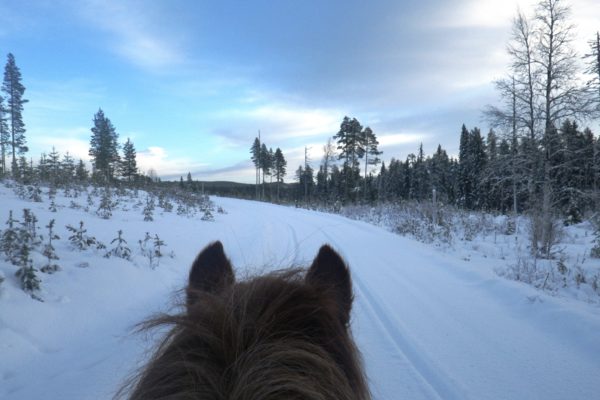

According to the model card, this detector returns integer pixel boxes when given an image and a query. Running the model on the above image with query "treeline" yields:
[7,108,149,188]
[261,117,598,217]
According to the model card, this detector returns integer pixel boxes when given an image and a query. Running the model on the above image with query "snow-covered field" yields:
[1,184,600,400]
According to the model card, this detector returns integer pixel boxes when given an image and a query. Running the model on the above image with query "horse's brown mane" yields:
[120,243,370,400]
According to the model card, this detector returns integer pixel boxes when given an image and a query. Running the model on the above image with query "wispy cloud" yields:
[27,78,105,114]
[77,0,185,72]
[207,101,345,147]
[179,161,256,183]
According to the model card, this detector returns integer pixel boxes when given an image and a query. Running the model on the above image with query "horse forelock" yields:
[122,268,370,400]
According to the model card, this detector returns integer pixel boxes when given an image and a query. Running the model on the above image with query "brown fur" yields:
[121,242,370,400]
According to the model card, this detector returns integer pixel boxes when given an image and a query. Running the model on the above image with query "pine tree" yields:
[260,143,271,199]
[321,138,337,202]
[250,137,261,199]
[40,219,60,273]
[67,221,103,251]
[273,147,287,202]
[153,234,165,259]
[121,138,138,182]
[139,232,154,267]
[362,127,382,199]
[200,208,214,221]
[2,53,28,174]
[0,92,9,175]
[89,109,120,182]
[105,229,131,260]
[334,116,365,201]
[584,32,600,113]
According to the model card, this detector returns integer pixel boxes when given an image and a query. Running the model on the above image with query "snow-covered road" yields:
[2,195,600,399]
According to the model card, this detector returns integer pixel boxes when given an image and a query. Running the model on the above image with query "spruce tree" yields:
[61,152,76,184]
[40,219,60,273]
[2,53,28,174]
[75,159,88,182]
[430,145,452,203]
[21,208,41,248]
[1,210,20,264]
[470,127,487,208]
[47,147,61,184]
[458,124,472,208]
[143,195,155,221]
[201,208,214,221]
[412,143,430,201]
[362,127,382,200]
[89,108,120,182]
[96,187,113,219]
[121,138,138,182]
[186,172,193,190]
[15,243,40,294]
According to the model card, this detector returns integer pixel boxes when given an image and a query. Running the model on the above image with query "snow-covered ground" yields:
[1,184,600,400]
[337,203,600,305]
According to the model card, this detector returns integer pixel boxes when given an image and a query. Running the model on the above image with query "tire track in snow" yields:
[320,231,468,400]
[352,274,468,400]
[285,222,300,266]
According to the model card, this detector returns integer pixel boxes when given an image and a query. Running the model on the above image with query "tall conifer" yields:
[2,53,28,174]
[89,109,120,182]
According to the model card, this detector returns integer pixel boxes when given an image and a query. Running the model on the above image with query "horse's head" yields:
[125,242,370,400]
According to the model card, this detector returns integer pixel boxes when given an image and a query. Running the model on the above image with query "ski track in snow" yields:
[1,193,600,399]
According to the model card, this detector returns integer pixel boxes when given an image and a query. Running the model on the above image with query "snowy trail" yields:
[2,195,600,399]
[214,198,600,400]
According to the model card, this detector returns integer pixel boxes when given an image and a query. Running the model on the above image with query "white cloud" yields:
[137,146,207,177]
[378,132,427,147]
[29,127,91,161]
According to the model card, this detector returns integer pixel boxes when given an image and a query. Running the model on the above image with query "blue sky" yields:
[1,0,599,182]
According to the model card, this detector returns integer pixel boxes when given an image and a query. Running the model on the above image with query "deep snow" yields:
[1,185,600,400]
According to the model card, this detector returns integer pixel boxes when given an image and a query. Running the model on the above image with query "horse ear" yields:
[187,241,235,304]
[306,245,353,325]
